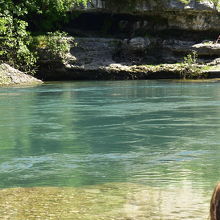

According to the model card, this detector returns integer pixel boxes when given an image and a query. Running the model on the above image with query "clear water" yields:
[0,80,220,219]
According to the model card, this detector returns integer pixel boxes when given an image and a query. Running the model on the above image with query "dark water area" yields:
[0,80,220,219]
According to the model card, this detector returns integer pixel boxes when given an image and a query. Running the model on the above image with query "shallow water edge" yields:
[0,182,211,220]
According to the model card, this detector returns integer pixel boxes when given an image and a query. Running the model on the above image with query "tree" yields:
[0,1,37,73]
[0,0,89,73]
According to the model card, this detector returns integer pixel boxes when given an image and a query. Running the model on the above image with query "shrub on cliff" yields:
[33,31,71,61]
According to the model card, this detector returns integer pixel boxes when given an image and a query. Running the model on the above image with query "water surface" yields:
[0,80,220,219]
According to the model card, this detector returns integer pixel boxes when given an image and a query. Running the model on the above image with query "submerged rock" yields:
[0,64,42,86]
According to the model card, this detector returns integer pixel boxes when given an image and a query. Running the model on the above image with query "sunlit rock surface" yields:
[87,0,216,12]
[0,64,42,86]
[192,42,220,55]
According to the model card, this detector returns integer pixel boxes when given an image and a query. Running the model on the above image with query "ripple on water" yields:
[0,81,220,219]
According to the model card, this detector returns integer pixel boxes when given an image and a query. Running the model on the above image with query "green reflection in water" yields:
[0,183,211,220]
[0,81,220,188]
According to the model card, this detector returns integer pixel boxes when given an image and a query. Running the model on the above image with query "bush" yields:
[0,15,37,74]
[34,31,71,61]
[180,51,204,79]
[183,51,198,65]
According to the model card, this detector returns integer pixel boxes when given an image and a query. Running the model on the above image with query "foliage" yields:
[207,0,220,9]
[0,0,88,74]
[34,31,70,60]
[0,14,37,74]
[183,50,198,65]
[180,51,204,79]
[179,0,190,4]
[23,0,89,31]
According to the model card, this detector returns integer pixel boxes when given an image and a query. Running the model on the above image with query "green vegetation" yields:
[0,0,88,74]
[179,51,206,79]
[208,0,220,9]
[183,51,198,66]
[0,13,37,74]
[34,31,70,61]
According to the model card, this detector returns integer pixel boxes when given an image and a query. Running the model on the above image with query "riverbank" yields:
[3,0,220,83]
[32,0,220,81]
[37,63,214,80]
[36,37,220,81]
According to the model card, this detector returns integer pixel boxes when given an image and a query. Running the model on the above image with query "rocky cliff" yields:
[87,0,216,12]
[37,0,220,80]
[72,0,220,33]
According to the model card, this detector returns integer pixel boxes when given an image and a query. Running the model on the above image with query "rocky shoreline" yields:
[0,64,42,86]
[4,0,220,83]
[36,36,220,81]
[35,0,220,81]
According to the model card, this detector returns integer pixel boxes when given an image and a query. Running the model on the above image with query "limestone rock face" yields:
[78,0,220,32]
[70,37,121,67]
[37,1,220,80]
[192,42,220,55]
[0,64,42,86]
[123,37,151,53]
[162,40,220,56]
[87,0,215,12]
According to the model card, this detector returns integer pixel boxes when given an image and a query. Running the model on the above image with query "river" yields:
[0,80,219,219]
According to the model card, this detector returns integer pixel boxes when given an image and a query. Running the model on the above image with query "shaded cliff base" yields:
[37,36,220,81]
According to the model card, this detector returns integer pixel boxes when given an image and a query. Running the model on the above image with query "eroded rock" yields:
[192,42,220,55]
[123,37,151,53]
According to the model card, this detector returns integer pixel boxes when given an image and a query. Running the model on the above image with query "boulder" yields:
[0,64,42,86]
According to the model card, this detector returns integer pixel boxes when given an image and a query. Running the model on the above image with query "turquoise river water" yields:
[0,80,220,219]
